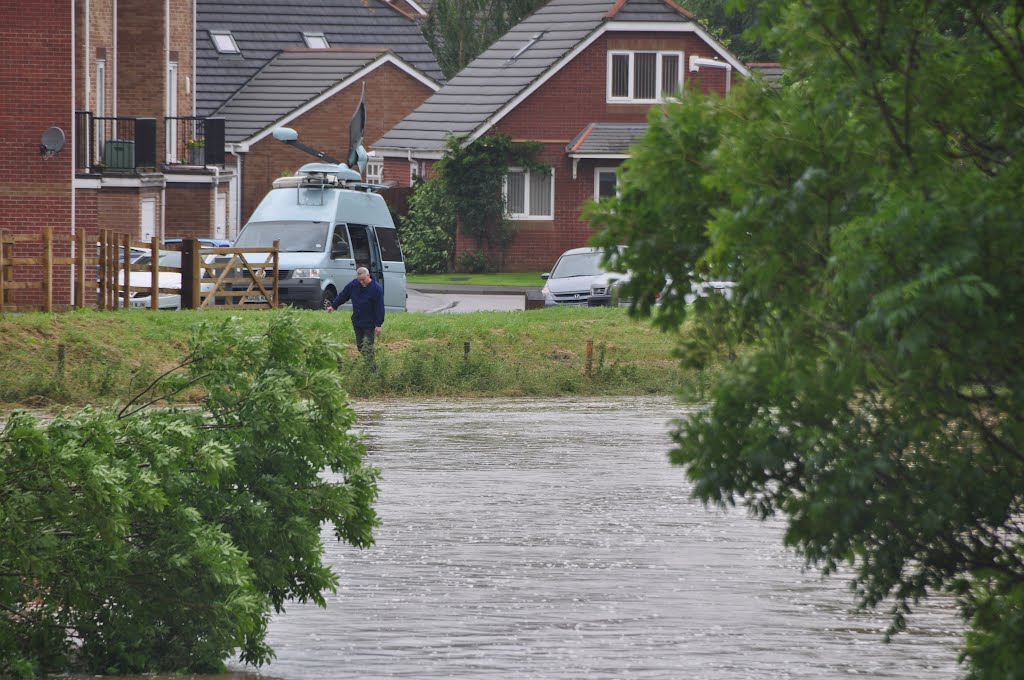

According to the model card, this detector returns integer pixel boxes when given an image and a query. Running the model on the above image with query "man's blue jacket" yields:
[332,278,385,329]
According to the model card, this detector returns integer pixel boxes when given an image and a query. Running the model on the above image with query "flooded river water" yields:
[232,397,963,679]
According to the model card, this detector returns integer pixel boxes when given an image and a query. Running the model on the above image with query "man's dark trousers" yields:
[354,325,376,359]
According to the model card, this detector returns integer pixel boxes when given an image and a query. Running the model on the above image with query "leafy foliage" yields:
[589,0,1024,675]
[685,0,778,63]
[435,133,545,268]
[0,313,379,676]
[399,177,457,273]
[422,0,547,80]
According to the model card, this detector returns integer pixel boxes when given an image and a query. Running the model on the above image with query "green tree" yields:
[422,0,547,80]
[588,1,1024,676]
[0,313,379,676]
[685,0,778,64]
[399,177,457,273]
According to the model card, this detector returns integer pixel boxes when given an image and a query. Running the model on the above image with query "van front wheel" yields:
[320,286,337,310]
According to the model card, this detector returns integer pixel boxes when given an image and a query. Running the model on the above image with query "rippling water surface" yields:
[233,397,963,679]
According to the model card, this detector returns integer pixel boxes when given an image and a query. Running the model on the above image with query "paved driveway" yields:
[407,287,526,313]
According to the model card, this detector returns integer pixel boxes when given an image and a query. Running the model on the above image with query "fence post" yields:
[180,238,200,309]
[270,239,280,309]
[150,236,159,310]
[97,231,105,311]
[121,232,131,309]
[43,227,53,312]
[586,339,594,376]
[75,229,87,308]
[464,341,471,360]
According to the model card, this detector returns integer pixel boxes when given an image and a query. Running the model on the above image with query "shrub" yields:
[399,178,455,273]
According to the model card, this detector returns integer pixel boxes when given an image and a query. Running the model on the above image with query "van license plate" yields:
[246,295,267,303]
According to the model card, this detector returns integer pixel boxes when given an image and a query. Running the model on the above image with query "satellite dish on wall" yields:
[40,127,66,158]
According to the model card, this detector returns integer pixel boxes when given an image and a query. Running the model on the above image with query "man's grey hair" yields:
[356,266,370,276]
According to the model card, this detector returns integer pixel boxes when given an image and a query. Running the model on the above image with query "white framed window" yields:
[303,32,330,49]
[594,167,619,201]
[95,60,106,117]
[607,50,683,103]
[410,161,420,184]
[210,31,239,54]
[366,159,383,184]
[505,167,554,220]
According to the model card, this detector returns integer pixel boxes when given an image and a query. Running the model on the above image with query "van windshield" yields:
[234,221,329,252]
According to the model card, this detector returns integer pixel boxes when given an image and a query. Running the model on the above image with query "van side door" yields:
[374,225,406,311]
[346,223,384,293]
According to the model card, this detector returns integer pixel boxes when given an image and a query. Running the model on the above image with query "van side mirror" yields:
[331,241,350,259]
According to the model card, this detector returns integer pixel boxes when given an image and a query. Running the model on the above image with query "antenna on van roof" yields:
[272,127,342,165]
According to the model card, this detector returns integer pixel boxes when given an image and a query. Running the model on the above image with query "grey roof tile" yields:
[213,50,387,142]
[197,0,442,115]
[374,0,697,154]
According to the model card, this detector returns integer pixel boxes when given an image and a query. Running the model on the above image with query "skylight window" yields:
[303,33,330,49]
[210,31,239,54]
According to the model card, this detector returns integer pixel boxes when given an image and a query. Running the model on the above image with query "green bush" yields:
[0,313,379,676]
[456,247,489,273]
[399,178,455,273]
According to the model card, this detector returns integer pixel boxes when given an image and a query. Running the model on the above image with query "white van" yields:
[231,163,406,311]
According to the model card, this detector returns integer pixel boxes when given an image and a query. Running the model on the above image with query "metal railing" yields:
[165,116,225,167]
[74,113,225,173]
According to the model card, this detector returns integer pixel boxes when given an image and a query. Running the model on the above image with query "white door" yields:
[141,198,156,242]
[215,192,227,239]
[166,62,178,163]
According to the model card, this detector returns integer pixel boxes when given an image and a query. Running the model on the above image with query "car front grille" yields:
[552,291,590,304]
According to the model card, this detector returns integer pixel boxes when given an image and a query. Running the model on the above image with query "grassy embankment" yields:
[0,306,698,413]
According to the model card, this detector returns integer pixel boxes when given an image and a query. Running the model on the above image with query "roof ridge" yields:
[606,0,696,20]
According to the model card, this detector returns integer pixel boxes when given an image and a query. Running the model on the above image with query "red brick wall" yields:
[0,0,74,307]
[117,0,165,144]
[165,184,214,238]
[240,61,435,223]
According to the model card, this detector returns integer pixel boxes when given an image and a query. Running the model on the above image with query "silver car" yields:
[541,246,624,306]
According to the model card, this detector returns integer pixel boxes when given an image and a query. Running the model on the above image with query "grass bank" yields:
[0,307,695,412]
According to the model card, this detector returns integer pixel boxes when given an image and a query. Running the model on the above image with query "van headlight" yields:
[291,268,320,279]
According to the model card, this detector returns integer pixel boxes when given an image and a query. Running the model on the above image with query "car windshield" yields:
[234,221,329,252]
[550,252,605,279]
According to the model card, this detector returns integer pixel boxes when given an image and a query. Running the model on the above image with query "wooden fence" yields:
[0,228,279,313]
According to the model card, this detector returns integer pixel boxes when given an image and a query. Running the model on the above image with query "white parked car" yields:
[541,246,625,306]
[124,250,183,310]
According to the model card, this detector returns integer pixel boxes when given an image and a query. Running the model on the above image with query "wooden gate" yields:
[174,240,280,309]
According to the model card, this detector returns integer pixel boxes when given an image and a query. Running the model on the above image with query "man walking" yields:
[326,267,384,360]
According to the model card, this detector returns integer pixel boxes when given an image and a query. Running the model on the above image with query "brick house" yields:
[195,0,442,231]
[1,0,223,309]
[373,0,750,271]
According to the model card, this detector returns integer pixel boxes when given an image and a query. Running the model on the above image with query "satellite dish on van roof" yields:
[40,127,65,157]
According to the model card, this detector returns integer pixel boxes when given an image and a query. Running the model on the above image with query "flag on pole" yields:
[347,83,368,174]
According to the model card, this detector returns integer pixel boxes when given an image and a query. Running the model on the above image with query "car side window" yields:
[331,226,350,259]
[376,227,403,262]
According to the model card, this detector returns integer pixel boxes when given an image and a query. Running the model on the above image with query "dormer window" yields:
[210,31,239,54]
[303,33,330,49]
[607,51,683,103]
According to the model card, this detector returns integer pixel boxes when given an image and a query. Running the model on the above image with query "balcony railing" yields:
[165,117,225,167]
[74,112,225,173]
